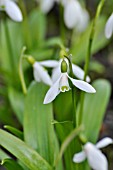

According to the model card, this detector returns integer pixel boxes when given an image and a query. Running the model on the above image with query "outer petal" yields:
[5,0,23,22]
[39,60,59,68]
[68,77,96,93]
[40,0,54,14]
[73,151,86,163]
[72,64,90,82]
[64,0,82,29]
[84,142,108,170]
[33,62,52,86]
[76,9,89,33]
[96,137,113,149]
[105,13,113,39]
[52,66,61,83]
[43,77,61,104]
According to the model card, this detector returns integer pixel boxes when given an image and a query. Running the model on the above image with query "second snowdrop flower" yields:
[0,0,23,22]
[64,0,89,30]
[73,137,113,170]
[33,60,58,86]
[105,13,113,39]
[44,60,96,104]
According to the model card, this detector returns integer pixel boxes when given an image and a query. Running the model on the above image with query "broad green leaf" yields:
[0,129,52,170]
[4,125,23,140]
[24,81,63,169]
[8,87,24,124]
[1,159,24,170]
[0,149,10,160]
[29,9,46,47]
[82,79,111,143]
[71,16,109,64]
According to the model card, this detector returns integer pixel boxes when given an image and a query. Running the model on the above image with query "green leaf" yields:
[82,79,111,143]
[0,129,52,170]
[4,125,23,140]
[29,9,46,46]
[24,81,63,169]
[1,159,24,170]
[0,149,10,160]
[8,87,24,124]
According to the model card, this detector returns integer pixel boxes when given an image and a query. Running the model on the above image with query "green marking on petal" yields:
[60,86,70,92]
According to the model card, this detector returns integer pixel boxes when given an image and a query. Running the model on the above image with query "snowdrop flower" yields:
[51,58,91,83]
[105,13,113,39]
[38,0,55,14]
[73,137,113,170]
[0,0,23,22]
[64,0,89,30]
[33,60,58,86]
[43,62,96,104]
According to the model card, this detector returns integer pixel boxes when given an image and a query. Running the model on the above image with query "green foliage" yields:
[0,129,52,170]
[82,79,111,143]
[24,81,63,169]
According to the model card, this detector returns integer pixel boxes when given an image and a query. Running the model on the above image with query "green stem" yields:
[18,47,27,95]
[78,0,106,126]
[64,55,76,127]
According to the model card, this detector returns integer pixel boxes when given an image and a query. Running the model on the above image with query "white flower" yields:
[105,13,113,39]
[51,58,90,83]
[39,0,55,14]
[33,60,58,86]
[43,71,96,104]
[0,0,23,22]
[73,137,113,170]
[63,0,89,30]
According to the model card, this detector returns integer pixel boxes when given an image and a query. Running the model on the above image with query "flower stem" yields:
[64,55,76,127]
[18,47,27,95]
[78,0,106,126]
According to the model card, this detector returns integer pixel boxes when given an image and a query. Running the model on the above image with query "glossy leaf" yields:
[0,129,52,170]
[24,81,63,169]
[1,159,24,170]
[8,87,24,124]
[82,79,111,143]
[4,125,23,140]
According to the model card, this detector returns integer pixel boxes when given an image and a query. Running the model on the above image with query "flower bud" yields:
[61,59,68,73]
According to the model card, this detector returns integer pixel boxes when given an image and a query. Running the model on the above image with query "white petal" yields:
[96,137,113,149]
[72,64,90,82]
[33,62,52,86]
[76,9,89,33]
[84,142,108,170]
[40,0,54,14]
[52,66,61,83]
[64,0,82,29]
[68,77,96,93]
[43,77,61,104]
[39,60,59,68]
[5,0,23,22]
[105,13,113,39]
[73,151,86,163]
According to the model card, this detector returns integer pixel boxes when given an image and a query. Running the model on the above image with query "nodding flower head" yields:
[0,0,23,22]
[43,59,96,104]
[73,137,113,170]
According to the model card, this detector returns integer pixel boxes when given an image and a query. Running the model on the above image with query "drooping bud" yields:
[27,56,35,65]
[61,59,68,73]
